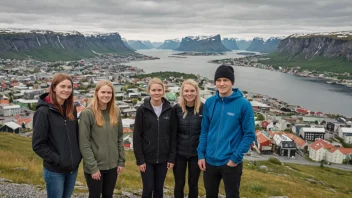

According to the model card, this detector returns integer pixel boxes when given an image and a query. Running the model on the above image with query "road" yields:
[244,151,352,171]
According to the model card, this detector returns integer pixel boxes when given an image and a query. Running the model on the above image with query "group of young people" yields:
[32,64,255,198]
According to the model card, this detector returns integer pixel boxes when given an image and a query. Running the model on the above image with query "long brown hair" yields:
[178,79,201,118]
[48,73,75,120]
[90,80,119,127]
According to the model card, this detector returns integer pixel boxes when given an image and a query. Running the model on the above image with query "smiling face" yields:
[182,83,197,103]
[215,77,233,97]
[96,85,113,106]
[149,83,164,103]
[53,79,73,105]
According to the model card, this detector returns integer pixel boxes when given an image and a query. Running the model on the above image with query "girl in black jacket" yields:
[32,73,81,198]
[133,78,176,198]
[172,79,203,198]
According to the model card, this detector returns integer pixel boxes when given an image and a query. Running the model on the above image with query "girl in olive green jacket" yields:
[79,80,125,198]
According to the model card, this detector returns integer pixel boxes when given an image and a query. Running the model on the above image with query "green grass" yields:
[260,53,352,73]
[1,133,352,197]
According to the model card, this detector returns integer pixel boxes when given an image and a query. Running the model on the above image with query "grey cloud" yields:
[0,0,352,41]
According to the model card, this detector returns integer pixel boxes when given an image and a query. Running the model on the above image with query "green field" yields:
[260,53,352,73]
[0,133,351,197]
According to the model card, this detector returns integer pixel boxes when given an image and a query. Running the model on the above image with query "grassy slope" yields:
[260,53,352,73]
[0,133,351,197]
[0,44,132,62]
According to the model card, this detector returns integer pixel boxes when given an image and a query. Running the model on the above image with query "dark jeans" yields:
[141,162,168,198]
[84,167,118,198]
[173,155,201,198]
[43,168,78,198]
[203,162,243,198]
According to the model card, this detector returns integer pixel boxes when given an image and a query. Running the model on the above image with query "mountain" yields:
[236,39,252,50]
[151,42,163,48]
[157,39,180,50]
[126,40,151,50]
[122,39,136,51]
[176,35,230,52]
[0,28,134,61]
[221,38,239,50]
[277,31,352,61]
[246,37,281,53]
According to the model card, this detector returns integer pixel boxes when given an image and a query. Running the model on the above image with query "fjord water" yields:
[125,49,352,117]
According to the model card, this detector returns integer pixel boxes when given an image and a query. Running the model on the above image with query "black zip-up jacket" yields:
[173,103,204,158]
[32,93,82,173]
[133,97,176,165]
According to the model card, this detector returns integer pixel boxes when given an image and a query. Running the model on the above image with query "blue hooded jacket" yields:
[197,88,255,166]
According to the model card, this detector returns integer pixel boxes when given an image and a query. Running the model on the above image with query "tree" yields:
[243,90,248,94]
[256,113,265,121]
[132,98,138,106]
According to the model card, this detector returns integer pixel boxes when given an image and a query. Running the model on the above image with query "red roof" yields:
[17,118,33,125]
[257,133,270,144]
[284,133,306,147]
[338,148,352,155]
[310,139,334,151]
[123,128,133,133]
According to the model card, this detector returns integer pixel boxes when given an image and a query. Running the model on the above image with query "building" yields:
[308,139,334,162]
[299,127,325,141]
[0,104,21,116]
[256,132,272,154]
[250,101,270,112]
[273,134,296,157]
[284,133,307,150]
[0,121,21,133]
[338,127,352,144]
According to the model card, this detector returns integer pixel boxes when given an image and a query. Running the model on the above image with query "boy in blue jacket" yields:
[197,65,255,198]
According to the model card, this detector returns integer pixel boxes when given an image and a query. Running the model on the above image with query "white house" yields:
[326,148,352,164]
[308,139,334,162]
[300,127,325,141]
[338,127,352,144]
[0,104,21,116]
[122,118,135,128]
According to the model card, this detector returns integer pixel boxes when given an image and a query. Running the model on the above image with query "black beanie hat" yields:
[214,65,235,83]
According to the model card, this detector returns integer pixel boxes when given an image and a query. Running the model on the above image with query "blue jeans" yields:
[43,168,78,198]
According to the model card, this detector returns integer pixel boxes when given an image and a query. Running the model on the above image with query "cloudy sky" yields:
[0,0,351,41]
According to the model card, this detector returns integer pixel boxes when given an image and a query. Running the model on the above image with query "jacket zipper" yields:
[214,98,224,162]
[188,112,191,157]
[50,107,74,171]
[157,117,160,163]
[64,119,74,170]
[145,103,171,164]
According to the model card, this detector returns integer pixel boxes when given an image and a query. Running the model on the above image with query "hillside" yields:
[276,31,352,62]
[221,38,239,50]
[176,35,230,52]
[158,39,181,50]
[246,37,281,53]
[126,40,151,50]
[236,39,252,50]
[0,29,134,61]
[0,133,351,197]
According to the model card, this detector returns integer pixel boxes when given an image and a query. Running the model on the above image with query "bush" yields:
[268,157,281,165]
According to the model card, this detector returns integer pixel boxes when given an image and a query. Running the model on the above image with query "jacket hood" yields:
[215,88,244,102]
[36,93,57,110]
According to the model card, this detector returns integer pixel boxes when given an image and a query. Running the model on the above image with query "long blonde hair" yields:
[179,79,201,118]
[90,80,119,127]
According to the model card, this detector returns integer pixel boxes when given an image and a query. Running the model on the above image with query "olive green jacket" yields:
[79,107,125,174]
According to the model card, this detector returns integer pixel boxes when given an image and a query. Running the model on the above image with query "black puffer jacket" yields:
[32,93,82,173]
[173,103,204,158]
[133,97,176,165]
